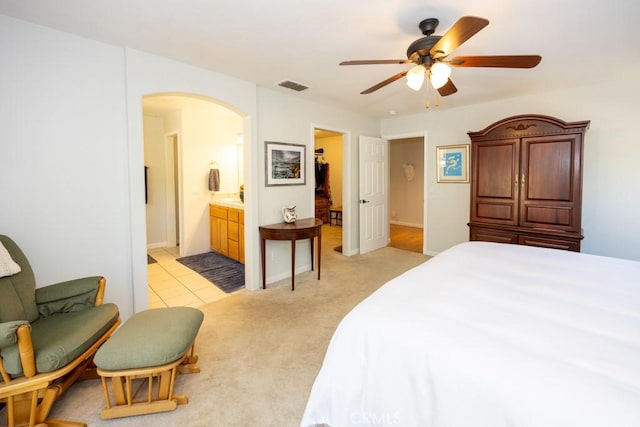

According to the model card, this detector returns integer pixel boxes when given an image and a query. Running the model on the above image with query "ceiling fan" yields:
[340,16,541,97]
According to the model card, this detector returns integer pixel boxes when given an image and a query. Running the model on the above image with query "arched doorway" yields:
[142,94,246,307]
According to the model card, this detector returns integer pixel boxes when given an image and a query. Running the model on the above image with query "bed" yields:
[301,241,640,427]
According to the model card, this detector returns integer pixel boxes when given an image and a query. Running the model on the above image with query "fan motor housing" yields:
[406,36,441,63]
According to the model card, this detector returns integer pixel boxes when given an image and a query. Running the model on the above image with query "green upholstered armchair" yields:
[0,235,120,427]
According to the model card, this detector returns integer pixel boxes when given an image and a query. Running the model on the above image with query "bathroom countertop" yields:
[211,199,244,209]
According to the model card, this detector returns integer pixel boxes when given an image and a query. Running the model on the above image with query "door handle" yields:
[360,199,370,204]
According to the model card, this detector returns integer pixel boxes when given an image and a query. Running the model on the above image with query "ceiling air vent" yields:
[277,80,309,92]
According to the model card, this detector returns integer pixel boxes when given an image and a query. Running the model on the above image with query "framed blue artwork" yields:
[265,141,306,186]
[437,144,469,183]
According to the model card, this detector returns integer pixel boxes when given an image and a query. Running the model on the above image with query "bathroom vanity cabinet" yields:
[210,204,245,264]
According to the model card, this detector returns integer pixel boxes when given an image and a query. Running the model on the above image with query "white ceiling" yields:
[2,0,639,118]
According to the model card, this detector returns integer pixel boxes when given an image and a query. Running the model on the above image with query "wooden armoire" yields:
[467,114,590,252]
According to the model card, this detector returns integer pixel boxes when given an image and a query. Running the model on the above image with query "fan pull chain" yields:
[424,97,441,109]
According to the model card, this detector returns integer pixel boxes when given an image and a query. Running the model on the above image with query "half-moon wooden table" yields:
[259,218,322,291]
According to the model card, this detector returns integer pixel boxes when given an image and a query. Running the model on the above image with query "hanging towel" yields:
[209,168,220,192]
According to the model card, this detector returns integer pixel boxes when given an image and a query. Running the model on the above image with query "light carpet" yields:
[48,227,429,427]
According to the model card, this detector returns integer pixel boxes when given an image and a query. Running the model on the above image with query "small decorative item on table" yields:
[282,206,297,223]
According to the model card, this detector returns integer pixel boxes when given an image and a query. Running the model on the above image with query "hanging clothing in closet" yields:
[315,157,332,206]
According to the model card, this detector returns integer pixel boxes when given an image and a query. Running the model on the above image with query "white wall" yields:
[382,78,640,261]
[390,138,424,227]
[0,15,136,314]
[257,88,377,282]
[143,115,167,247]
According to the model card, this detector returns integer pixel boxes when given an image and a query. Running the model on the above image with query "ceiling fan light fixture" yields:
[340,16,540,99]
[406,65,426,91]
[429,62,452,89]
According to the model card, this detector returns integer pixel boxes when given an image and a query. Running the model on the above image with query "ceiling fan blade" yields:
[449,55,542,68]
[340,59,413,66]
[437,78,458,97]
[430,16,489,59]
[361,71,408,94]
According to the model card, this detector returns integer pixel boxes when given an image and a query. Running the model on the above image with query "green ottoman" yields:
[94,307,204,419]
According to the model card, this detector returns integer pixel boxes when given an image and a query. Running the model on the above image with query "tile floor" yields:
[147,247,234,308]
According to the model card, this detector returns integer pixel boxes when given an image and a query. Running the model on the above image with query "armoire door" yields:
[519,134,582,232]
[470,138,520,226]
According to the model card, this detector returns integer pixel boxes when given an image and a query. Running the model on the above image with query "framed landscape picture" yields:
[265,141,306,186]
[436,144,469,183]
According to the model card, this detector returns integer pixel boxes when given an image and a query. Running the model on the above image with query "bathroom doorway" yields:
[142,94,245,307]
[142,94,243,255]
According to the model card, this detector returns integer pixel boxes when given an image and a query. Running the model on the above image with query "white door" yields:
[359,136,389,254]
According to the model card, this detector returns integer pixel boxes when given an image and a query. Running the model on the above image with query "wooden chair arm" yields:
[0,358,10,383]
[16,324,36,378]
[95,277,106,306]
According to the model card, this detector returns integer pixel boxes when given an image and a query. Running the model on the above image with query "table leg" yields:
[291,239,296,291]
[261,238,266,289]
[317,229,321,280]
[310,237,315,271]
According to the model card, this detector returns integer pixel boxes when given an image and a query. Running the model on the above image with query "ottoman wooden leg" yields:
[178,343,201,375]
[97,352,198,420]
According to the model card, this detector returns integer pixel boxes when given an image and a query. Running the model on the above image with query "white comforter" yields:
[301,242,640,427]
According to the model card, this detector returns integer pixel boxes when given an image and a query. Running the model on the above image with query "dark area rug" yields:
[147,254,157,264]
[176,251,245,293]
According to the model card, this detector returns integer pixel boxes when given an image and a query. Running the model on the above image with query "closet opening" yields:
[314,128,344,255]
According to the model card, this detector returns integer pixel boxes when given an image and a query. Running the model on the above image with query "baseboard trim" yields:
[147,242,167,250]
[265,264,312,286]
